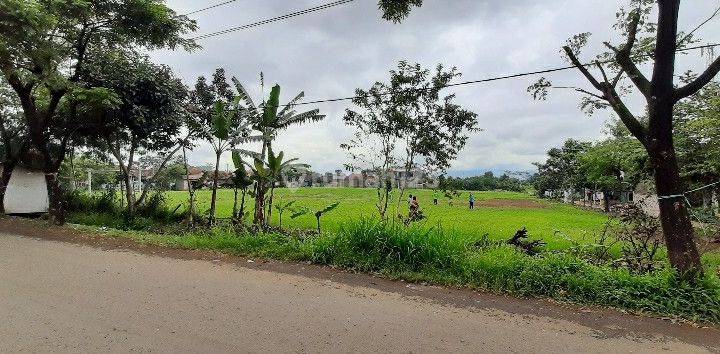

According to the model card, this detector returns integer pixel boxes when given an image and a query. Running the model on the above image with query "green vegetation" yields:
[159,188,608,250]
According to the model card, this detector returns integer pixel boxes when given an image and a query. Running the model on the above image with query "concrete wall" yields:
[5,166,49,214]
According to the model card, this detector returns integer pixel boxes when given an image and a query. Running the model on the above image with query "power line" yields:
[271,43,720,108]
[191,0,356,41]
[182,0,240,16]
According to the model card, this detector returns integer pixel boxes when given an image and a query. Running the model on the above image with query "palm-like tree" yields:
[232,79,324,226]
[264,147,308,227]
[230,151,254,224]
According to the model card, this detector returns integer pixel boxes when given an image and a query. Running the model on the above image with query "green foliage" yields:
[440,172,528,193]
[378,0,423,23]
[314,202,340,233]
[212,101,231,140]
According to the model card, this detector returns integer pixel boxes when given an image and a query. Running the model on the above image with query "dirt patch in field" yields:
[477,199,548,209]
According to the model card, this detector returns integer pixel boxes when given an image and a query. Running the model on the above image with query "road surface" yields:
[1,232,718,353]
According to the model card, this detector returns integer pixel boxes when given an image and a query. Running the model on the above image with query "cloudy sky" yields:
[150,0,720,176]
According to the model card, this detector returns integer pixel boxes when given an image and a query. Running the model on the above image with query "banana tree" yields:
[265,147,309,227]
[315,202,340,234]
[274,200,296,229]
[231,150,254,224]
[232,79,325,226]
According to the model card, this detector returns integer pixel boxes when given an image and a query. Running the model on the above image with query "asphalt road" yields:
[1,232,717,353]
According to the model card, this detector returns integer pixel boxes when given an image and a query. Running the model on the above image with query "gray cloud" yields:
[150,0,720,175]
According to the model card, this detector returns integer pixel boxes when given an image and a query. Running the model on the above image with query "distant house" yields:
[1,153,49,214]
[175,167,205,191]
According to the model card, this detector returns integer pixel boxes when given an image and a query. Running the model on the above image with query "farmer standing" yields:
[469,193,475,210]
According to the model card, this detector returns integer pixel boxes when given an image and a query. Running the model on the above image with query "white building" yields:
[2,164,49,214]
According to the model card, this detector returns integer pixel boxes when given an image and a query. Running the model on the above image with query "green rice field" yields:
[165,188,610,250]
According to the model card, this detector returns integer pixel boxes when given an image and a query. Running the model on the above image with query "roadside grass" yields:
[68,218,720,324]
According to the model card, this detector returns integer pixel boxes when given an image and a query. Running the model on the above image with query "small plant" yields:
[274,200,296,229]
[612,204,662,274]
[314,202,339,234]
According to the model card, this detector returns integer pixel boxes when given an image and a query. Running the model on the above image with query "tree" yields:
[343,61,478,215]
[0,76,27,214]
[230,151,253,224]
[189,69,252,224]
[342,82,401,220]
[378,0,423,23]
[580,139,647,211]
[390,61,479,203]
[533,139,590,199]
[80,50,188,218]
[264,147,307,227]
[526,1,720,276]
[0,0,196,223]
[232,81,324,226]
[674,81,720,209]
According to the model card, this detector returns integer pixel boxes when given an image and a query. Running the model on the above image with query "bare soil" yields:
[477,199,548,209]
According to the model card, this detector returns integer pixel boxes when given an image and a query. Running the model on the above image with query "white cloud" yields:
[151,0,720,174]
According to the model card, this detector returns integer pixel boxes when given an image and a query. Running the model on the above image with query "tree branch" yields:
[562,46,603,90]
[562,46,648,145]
[674,55,720,100]
[677,4,720,47]
[603,12,652,99]
[605,86,648,145]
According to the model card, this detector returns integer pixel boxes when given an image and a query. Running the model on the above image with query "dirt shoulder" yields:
[1,216,719,351]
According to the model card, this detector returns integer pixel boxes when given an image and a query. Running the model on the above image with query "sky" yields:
[149,0,720,176]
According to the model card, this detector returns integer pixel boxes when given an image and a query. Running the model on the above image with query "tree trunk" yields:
[232,187,238,223]
[253,182,265,226]
[239,189,247,221]
[649,141,702,277]
[209,150,222,224]
[182,146,195,225]
[122,172,135,217]
[45,172,65,225]
[266,185,275,228]
[602,189,610,213]
[0,162,16,215]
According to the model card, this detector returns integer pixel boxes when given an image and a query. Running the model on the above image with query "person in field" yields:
[410,196,419,213]
[469,193,475,210]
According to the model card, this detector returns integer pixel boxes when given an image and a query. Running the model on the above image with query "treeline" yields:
[532,81,720,211]
[439,172,528,192]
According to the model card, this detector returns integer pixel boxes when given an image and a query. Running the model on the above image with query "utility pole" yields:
[87,170,92,194]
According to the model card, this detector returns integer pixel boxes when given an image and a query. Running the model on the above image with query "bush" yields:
[65,190,119,214]
[309,219,720,323]
[311,219,466,272]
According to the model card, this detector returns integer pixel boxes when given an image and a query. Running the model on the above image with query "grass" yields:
[164,188,610,250]
[65,187,720,324]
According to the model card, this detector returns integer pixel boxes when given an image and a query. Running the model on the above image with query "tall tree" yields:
[525,1,720,276]
[189,69,252,224]
[342,82,402,220]
[389,61,479,203]
[232,81,324,226]
[343,61,479,215]
[81,50,188,218]
[0,0,196,223]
